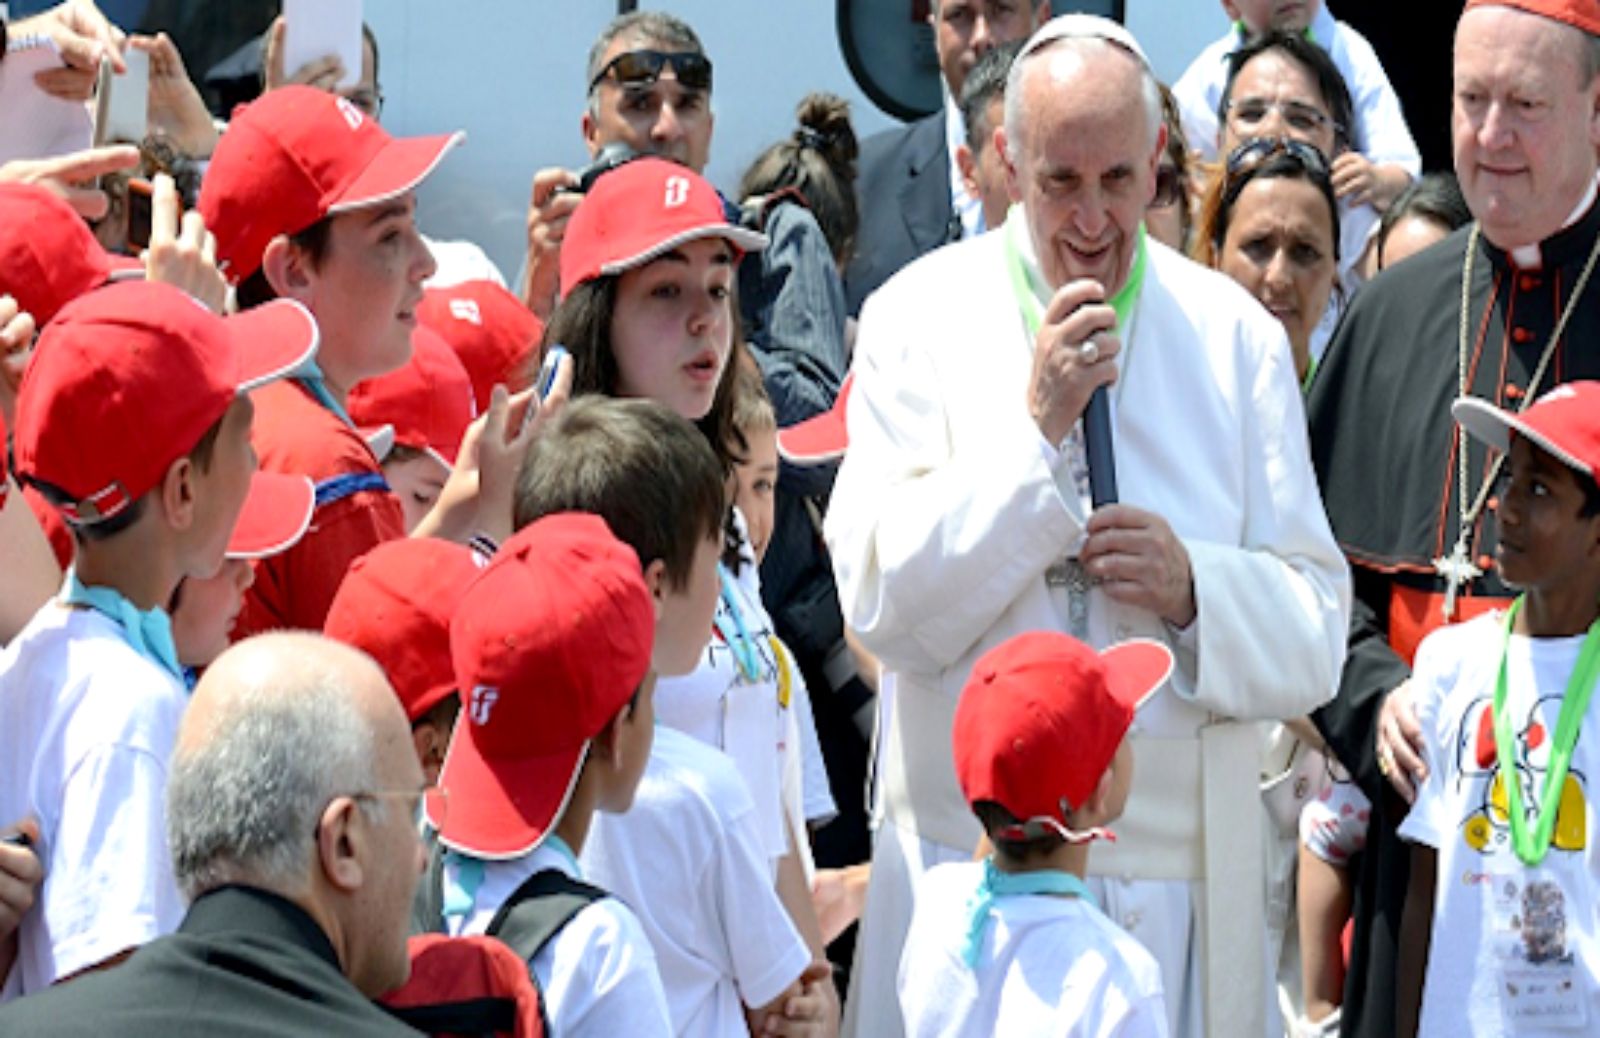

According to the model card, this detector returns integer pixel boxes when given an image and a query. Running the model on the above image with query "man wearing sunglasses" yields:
[1306,3,1600,1036]
[825,15,1349,1038]
[843,0,1050,318]
[0,634,427,1035]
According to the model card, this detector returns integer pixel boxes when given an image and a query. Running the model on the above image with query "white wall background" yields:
[369,2,1229,282]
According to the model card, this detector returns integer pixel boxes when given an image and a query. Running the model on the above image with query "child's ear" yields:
[591,709,627,768]
[158,455,199,531]
[642,558,669,620]
[261,234,316,303]
[1083,767,1116,823]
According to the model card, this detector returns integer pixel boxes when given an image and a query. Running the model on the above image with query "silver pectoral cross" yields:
[1433,537,1482,621]
[1045,557,1094,639]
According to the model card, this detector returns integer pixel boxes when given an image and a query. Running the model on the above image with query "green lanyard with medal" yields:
[1493,597,1600,866]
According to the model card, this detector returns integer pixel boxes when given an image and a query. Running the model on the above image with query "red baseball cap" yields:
[777,373,853,466]
[13,281,318,526]
[324,537,486,722]
[1464,0,1600,35]
[417,280,543,413]
[559,157,767,299]
[436,513,654,858]
[348,326,477,472]
[1454,382,1600,478]
[199,86,464,283]
[954,632,1173,829]
[0,183,142,326]
[228,473,315,560]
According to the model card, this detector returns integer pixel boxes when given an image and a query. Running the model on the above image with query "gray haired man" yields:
[0,633,429,1035]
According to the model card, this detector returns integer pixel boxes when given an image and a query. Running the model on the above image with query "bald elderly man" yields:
[0,634,428,1035]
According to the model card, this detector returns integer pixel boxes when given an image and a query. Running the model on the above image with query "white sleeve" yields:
[1396,634,1457,850]
[533,899,673,1038]
[1179,319,1352,721]
[41,742,184,983]
[824,291,1083,673]
[1109,992,1173,1038]
[720,782,812,1010]
[786,660,837,826]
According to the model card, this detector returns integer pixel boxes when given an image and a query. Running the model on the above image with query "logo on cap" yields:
[449,299,483,325]
[335,96,365,131]
[664,176,690,209]
[469,686,499,726]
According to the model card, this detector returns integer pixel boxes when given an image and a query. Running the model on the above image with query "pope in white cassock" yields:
[825,16,1352,1038]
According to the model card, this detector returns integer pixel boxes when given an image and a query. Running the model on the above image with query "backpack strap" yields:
[485,868,608,963]
[410,832,449,936]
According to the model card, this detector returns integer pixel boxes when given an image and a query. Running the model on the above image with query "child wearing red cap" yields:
[0,281,317,997]
[417,279,544,415]
[348,328,479,532]
[898,631,1173,1037]
[1397,383,1600,1035]
[197,86,495,637]
[514,396,832,1036]
[431,512,672,1036]
[170,475,315,678]
[323,537,486,783]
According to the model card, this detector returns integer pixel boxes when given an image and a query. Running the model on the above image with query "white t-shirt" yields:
[0,603,187,999]
[581,726,812,1037]
[654,515,795,861]
[1399,613,1600,1036]
[444,842,672,1037]
[898,862,1169,1038]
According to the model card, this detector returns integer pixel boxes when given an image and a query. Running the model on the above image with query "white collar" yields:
[1508,175,1599,270]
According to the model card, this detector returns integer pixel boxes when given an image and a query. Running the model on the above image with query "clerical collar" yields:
[1505,175,1600,270]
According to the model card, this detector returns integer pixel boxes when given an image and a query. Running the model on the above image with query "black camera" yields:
[561,142,644,195]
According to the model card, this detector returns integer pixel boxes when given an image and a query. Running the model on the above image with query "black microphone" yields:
[1083,385,1117,507]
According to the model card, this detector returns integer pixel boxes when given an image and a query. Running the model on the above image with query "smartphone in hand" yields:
[520,344,569,435]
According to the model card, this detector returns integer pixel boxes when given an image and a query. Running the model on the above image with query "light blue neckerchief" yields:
[714,564,762,683]
[961,857,1096,967]
[61,569,183,681]
[294,357,356,428]
[441,834,585,922]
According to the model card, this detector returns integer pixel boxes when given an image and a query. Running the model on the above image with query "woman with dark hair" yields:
[1367,172,1471,277]
[1198,136,1341,384]
[1212,30,1385,360]
[739,93,860,271]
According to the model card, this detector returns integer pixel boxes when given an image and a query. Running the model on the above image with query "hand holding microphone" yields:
[1026,279,1120,504]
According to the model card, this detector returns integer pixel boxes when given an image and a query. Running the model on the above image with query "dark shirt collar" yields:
[181,886,342,973]
[1482,181,1600,273]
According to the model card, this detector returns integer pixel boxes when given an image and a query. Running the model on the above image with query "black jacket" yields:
[0,886,420,1036]
[842,112,956,317]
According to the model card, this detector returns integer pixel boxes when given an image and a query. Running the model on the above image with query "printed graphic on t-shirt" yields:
[1452,695,1588,859]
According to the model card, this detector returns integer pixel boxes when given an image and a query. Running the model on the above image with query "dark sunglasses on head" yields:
[1224,136,1330,185]
[1149,164,1185,210]
[588,49,713,94]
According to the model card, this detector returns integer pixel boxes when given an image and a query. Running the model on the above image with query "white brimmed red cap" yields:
[199,86,464,283]
[348,326,477,472]
[13,281,318,526]
[1454,382,1600,478]
[559,157,767,299]
[777,373,853,466]
[955,632,1172,831]
[325,537,486,723]
[417,280,543,414]
[227,473,315,560]
[435,513,654,858]
[0,183,142,326]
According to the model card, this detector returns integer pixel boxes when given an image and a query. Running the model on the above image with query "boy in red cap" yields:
[1397,382,1600,1035]
[0,280,317,997]
[431,512,673,1036]
[347,328,478,532]
[323,536,485,783]
[198,86,486,636]
[897,631,1173,1037]
[416,279,544,414]
[170,474,315,678]
[514,397,834,1036]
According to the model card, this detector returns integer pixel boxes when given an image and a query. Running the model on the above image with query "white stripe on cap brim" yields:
[1452,396,1594,476]
[326,131,466,215]
[598,224,769,279]
[230,298,320,393]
